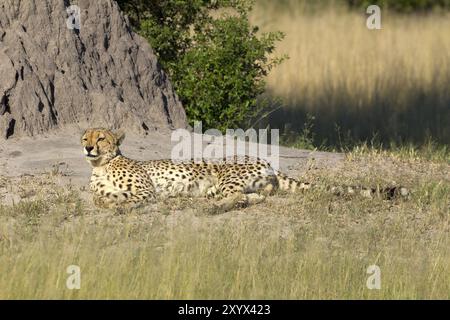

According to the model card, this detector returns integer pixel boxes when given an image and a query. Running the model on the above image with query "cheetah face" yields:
[81,128,125,166]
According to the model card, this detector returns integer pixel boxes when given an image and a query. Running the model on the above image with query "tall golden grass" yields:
[0,2,448,300]
[0,151,449,299]
[251,1,450,146]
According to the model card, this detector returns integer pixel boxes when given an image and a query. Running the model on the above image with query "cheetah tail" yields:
[275,173,409,200]
[276,173,312,192]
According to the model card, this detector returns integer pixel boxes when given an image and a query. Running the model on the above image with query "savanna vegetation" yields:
[0,0,448,300]
[117,0,449,151]
[253,0,450,150]
[117,0,285,131]
[0,149,448,299]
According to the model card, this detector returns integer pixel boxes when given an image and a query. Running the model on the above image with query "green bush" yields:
[117,0,285,131]
[347,0,450,12]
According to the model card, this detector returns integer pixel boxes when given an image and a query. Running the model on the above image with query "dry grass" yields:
[0,1,448,300]
[0,152,448,299]
[251,1,450,146]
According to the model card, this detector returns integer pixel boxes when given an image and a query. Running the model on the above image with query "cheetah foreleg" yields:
[93,190,155,211]
[209,192,266,214]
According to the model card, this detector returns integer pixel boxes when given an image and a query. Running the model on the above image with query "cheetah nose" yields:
[85,146,94,153]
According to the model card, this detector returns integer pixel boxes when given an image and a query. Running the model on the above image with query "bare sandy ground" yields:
[0,127,344,206]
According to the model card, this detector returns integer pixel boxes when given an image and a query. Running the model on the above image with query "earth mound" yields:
[0,0,187,140]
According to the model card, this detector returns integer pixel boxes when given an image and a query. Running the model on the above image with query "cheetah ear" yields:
[114,130,126,146]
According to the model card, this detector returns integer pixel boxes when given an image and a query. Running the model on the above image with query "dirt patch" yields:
[0,128,344,206]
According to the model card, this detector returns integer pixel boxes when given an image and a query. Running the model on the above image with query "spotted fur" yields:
[81,128,408,211]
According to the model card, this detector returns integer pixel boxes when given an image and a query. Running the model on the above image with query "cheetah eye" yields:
[97,137,105,142]
[82,138,87,141]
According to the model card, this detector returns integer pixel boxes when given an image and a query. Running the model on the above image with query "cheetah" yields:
[81,128,408,211]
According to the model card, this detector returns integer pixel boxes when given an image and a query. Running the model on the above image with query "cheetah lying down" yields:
[81,128,408,212]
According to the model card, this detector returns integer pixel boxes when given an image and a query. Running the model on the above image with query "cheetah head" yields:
[81,128,125,167]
